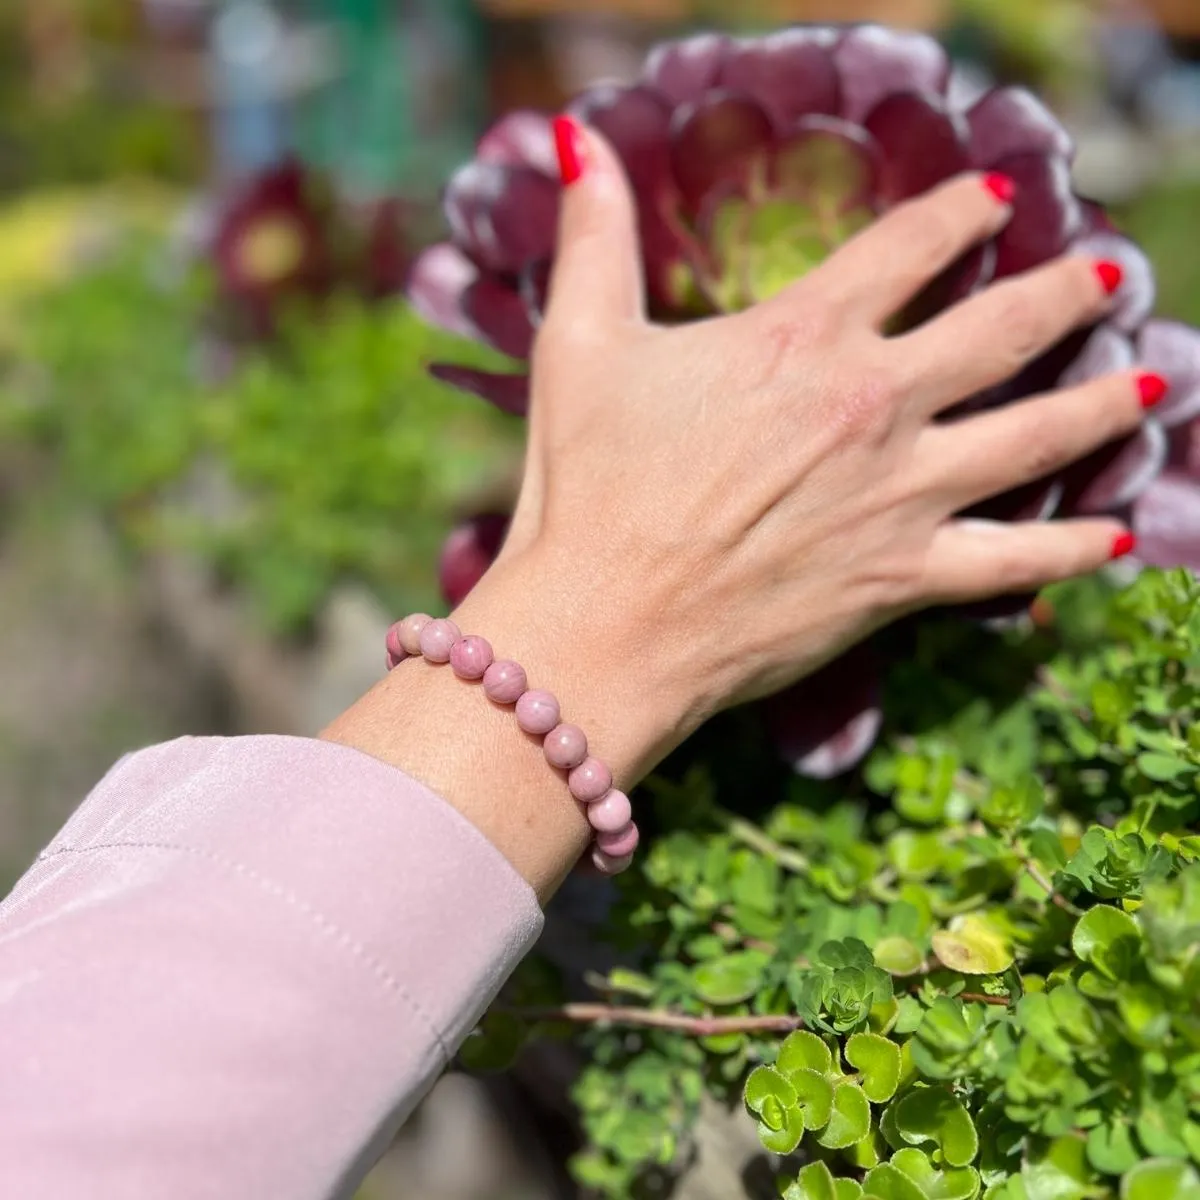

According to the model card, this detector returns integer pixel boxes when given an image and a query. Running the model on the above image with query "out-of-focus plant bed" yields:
[0,216,523,639]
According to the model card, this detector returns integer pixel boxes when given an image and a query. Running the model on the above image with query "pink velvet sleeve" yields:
[0,735,544,1199]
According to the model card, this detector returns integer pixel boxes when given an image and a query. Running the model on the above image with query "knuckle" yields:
[828,360,901,442]
[891,203,961,268]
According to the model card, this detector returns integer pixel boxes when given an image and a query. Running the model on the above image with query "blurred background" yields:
[0,1,1197,1197]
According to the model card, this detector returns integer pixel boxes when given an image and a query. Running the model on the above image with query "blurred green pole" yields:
[296,0,485,198]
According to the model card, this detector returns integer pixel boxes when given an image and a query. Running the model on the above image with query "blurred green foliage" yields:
[1,228,522,634]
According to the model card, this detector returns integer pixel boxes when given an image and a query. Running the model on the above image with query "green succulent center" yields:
[687,131,877,313]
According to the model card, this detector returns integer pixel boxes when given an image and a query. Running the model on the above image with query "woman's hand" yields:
[326,120,1152,898]
[498,119,1145,728]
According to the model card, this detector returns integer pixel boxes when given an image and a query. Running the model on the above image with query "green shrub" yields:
[471,569,1200,1200]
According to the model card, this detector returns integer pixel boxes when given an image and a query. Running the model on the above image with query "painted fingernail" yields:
[1110,531,1137,560]
[1137,372,1168,409]
[552,115,587,186]
[982,172,1016,204]
[1095,260,1124,295]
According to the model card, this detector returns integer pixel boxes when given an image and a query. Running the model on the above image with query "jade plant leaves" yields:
[874,935,927,976]
[846,1031,903,1103]
[932,914,1015,975]
[1071,906,1143,982]
[791,1067,836,1130]
[817,1081,873,1149]
[891,1088,980,1167]
[785,1160,864,1200]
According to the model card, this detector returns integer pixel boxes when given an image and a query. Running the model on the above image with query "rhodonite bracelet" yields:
[385,614,640,875]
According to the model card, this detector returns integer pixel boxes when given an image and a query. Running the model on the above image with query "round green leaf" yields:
[865,1164,931,1200]
[932,916,1014,976]
[817,1081,873,1149]
[846,1032,903,1103]
[1120,1160,1200,1200]
[893,1088,980,1167]
[838,1181,867,1200]
[744,1065,797,1116]
[875,936,927,976]
[791,1066,836,1131]
[693,949,770,1005]
[784,1161,839,1200]
[759,1101,806,1155]
[892,1148,983,1200]
[1071,906,1142,982]
[778,1029,835,1077]
[1086,1122,1140,1176]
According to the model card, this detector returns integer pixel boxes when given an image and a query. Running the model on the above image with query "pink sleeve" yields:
[0,735,543,1199]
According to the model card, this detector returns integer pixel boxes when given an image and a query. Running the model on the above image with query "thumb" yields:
[543,115,645,331]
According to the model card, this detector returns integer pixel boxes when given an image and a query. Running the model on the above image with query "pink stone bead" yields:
[397,613,432,656]
[544,723,587,770]
[596,821,639,858]
[385,622,407,662]
[569,758,613,804]
[588,788,631,833]
[450,635,494,680]
[515,689,560,735]
[419,618,461,663]
[592,848,634,875]
[483,660,527,704]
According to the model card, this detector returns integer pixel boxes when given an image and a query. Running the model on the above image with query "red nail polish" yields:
[1110,531,1136,560]
[552,115,586,186]
[1138,372,1168,409]
[983,172,1016,204]
[1095,260,1124,295]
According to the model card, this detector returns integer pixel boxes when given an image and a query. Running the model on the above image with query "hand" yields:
[496,121,1144,731]
[326,121,1151,899]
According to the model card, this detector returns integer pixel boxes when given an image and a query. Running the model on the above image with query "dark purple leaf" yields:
[833,24,950,123]
[475,110,558,177]
[443,163,559,274]
[1132,470,1200,570]
[1058,324,1135,388]
[990,152,1081,278]
[1061,421,1168,514]
[440,513,511,607]
[642,32,734,107]
[406,243,477,337]
[717,28,840,126]
[461,276,536,359]
[427,364,530,416]
[864,92,969,204]
[1139,319,1200,429]
[670,92,777,215]
[965,87,1073,167]
[765,646,884,778]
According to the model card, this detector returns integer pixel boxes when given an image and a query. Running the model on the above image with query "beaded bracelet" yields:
[385,614,640,875]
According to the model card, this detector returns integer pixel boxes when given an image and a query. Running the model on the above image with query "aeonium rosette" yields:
[408,24,1200,777]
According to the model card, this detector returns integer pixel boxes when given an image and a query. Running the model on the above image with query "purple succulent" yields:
[409,24,1200,777]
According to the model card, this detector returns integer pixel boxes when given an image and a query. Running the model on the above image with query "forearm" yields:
[320,545,697,901]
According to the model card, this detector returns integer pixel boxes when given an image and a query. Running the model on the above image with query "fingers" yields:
[918,370,1161,506]
[920,517,1133,604]
[898,254,1117,413]
[541,116,645,333]
[768,173,1014,329]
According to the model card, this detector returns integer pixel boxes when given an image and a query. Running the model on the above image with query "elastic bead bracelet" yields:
[384,613,640,875]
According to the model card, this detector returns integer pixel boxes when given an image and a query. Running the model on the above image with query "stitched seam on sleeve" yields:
[36,840,452,1065]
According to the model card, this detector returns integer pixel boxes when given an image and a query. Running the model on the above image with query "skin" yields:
[321,123,1144,904]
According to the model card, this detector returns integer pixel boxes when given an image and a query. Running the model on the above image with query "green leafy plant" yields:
[465,569,1200,1200]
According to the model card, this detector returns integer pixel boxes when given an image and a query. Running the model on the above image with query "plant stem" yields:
[507,1004,804,1036]
[957,992,1012,1007]
[1022,859,1082,915]
[722,814,811,873]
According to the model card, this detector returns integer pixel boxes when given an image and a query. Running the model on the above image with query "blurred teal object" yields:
[296,0,485,199]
